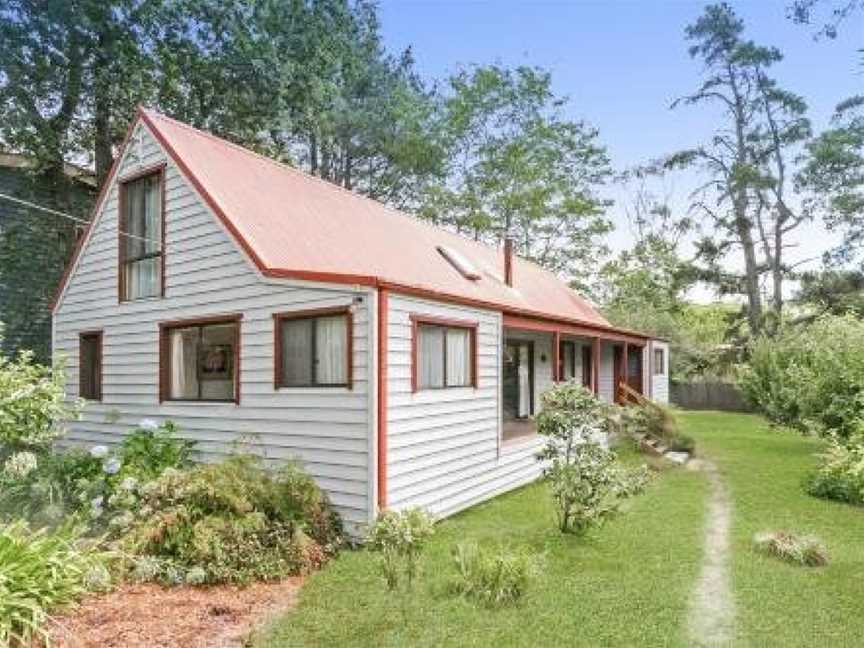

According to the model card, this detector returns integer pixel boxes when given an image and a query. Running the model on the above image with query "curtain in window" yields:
[446,328,470,386]
[315,315,347,384]
[169,328,199,398]
[518,345,530,417]
[418,325,444,388]
[124,175,161,300]
[281,319,313,385]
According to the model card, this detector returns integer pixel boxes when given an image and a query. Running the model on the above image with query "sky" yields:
[376,0,863,301]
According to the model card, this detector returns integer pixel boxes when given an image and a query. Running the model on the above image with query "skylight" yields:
[437,245,481,281]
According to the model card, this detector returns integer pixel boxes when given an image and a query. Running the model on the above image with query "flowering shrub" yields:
[805,425,864,505]
[536,383,648,533]
[740,315,864,438]
[0,351,80,453]
[366,508,435,590]
[116,455,342,585]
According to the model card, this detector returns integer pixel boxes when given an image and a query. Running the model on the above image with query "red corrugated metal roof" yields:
[56,108,649,339]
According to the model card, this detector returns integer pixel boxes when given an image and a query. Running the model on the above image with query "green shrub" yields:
[0,351,81,454]
[449,543,538,607]
[804,427,864,505]
[0,420,195,531]
[366,507,435,590]
[117,455,342,585]
[0,521,109,645]
[740,314,864,438]
[536,383,641,534]
[115,420,197,481]
[0,448,102,527]
[615,400,694,454]
[753,531,829,567]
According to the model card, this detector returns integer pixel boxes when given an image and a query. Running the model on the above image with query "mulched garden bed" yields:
[45,577,303,648]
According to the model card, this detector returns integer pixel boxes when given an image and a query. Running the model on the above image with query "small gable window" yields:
[79,331,102,401]
[275,308,353,388]
[412,315,477,391]
[120,168,164,301]
[653,348,665,375]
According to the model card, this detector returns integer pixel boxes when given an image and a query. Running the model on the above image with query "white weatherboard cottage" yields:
[52,108,669,532]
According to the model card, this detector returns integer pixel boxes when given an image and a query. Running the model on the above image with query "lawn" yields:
[258,411,864,647]
[257,450,708,647]
[681,411,864,647]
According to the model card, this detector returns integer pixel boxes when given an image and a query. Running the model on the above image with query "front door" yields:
[503,340,533,420]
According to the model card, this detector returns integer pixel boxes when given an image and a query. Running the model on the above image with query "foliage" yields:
[666,3,812,334]
[0,351,80,454]
[0,419,195,529]
[115,419,196,482]
[117,455,342,585]
[366,507,435,591]
[795,270,864,319]
[421,65,612,290]
[535,383,639,533]
[449,543,538,607]
[0,521,109,646]
[753,530,829,567]
[799,96,864,265]
[616,399,695,454]
[739,314,864,437]
[804,426,864,505]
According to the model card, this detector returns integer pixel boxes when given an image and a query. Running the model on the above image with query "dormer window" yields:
[119,167,164,301]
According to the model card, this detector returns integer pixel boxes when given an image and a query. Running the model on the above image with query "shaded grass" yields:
[680,411,864,647]
[257,458,707,647]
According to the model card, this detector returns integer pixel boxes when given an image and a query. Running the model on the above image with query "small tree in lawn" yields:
[535,383,620,534]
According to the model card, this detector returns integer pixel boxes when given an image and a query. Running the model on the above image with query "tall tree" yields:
[666,3,811,334]
[799,95,864,265]
[421,65,612,288]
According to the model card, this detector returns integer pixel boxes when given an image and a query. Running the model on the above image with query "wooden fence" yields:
[670,382,753,412]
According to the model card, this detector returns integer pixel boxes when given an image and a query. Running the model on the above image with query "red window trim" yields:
[272,306,354,390]
[158,313,242,404]
[79,330,103,401]
[118,163,167,302]
[410,314,479,392]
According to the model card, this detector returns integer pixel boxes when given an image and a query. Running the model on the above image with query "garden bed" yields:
[46,578,302,648]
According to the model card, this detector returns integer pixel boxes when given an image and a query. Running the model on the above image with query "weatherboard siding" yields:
[53,123,374,529]
[386,294,543,516]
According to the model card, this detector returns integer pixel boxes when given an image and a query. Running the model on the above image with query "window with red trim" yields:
[411,316,477,391]
[274,308,353,389]
[79,331,102,401]
[119,169,163,301]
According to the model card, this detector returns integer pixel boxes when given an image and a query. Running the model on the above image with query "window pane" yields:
[281,318,314,386]
[654,349,664,375]
[315,315,347,385]
[123,174,161,300]
[168,327,200,399]
[125,257,160,300]
[80,335,100,400]
[446,327,471,387]
[418,325,444,389]
[199,324,236,400]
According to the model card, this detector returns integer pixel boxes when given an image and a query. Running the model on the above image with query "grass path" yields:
[686,459,736,647]
[681,412,864,647]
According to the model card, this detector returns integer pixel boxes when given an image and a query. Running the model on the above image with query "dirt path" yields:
[686,459,736,647]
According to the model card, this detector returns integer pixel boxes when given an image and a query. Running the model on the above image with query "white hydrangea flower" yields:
[3,451,38,479]
[103,457,122,475]
[139,418,159,431]
[90,445,109,459]
[119,476,139,492]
